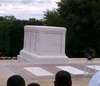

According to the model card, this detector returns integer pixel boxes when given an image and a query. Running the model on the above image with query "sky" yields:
[0,0,60,20]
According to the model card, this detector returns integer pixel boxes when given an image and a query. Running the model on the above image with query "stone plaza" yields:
[0,58,99,86]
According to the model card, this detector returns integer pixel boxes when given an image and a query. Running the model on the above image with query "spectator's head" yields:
[28,83,40,86]
[7,75,25,86]
[54,70,72,86]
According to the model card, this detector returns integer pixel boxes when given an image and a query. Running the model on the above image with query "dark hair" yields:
[7,75,25,86]
[28,83,40,86]
[54,70,72,86]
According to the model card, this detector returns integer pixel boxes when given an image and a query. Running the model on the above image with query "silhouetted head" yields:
[7,75,25,86]
[54,70,72,86]
[28,83,40,86]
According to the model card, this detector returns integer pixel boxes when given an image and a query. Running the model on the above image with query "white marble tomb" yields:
[18,25,68,64]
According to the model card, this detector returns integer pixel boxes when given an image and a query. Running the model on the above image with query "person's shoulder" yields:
[94,71,100,76]
[91,71,100,79]
[89,71,100,86]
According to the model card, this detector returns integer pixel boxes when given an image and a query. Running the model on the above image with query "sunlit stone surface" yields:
[18,25,68,64]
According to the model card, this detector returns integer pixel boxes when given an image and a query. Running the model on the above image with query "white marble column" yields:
[18,25,68,64]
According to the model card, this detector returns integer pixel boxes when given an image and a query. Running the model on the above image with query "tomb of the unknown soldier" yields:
[18,25,68,64]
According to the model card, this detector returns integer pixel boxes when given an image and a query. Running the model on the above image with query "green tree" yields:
[0,16,24,58]
[57,0,100,57]
[28,18,44,25]
[4,16,16,21]
[44,10,63,26]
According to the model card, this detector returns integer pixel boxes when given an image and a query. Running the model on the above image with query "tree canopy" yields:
[0,16,44,58]
[44,10,63,26]
[44,0,100,57]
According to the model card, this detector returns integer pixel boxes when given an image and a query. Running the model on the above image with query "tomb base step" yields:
[18,50,68,64]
